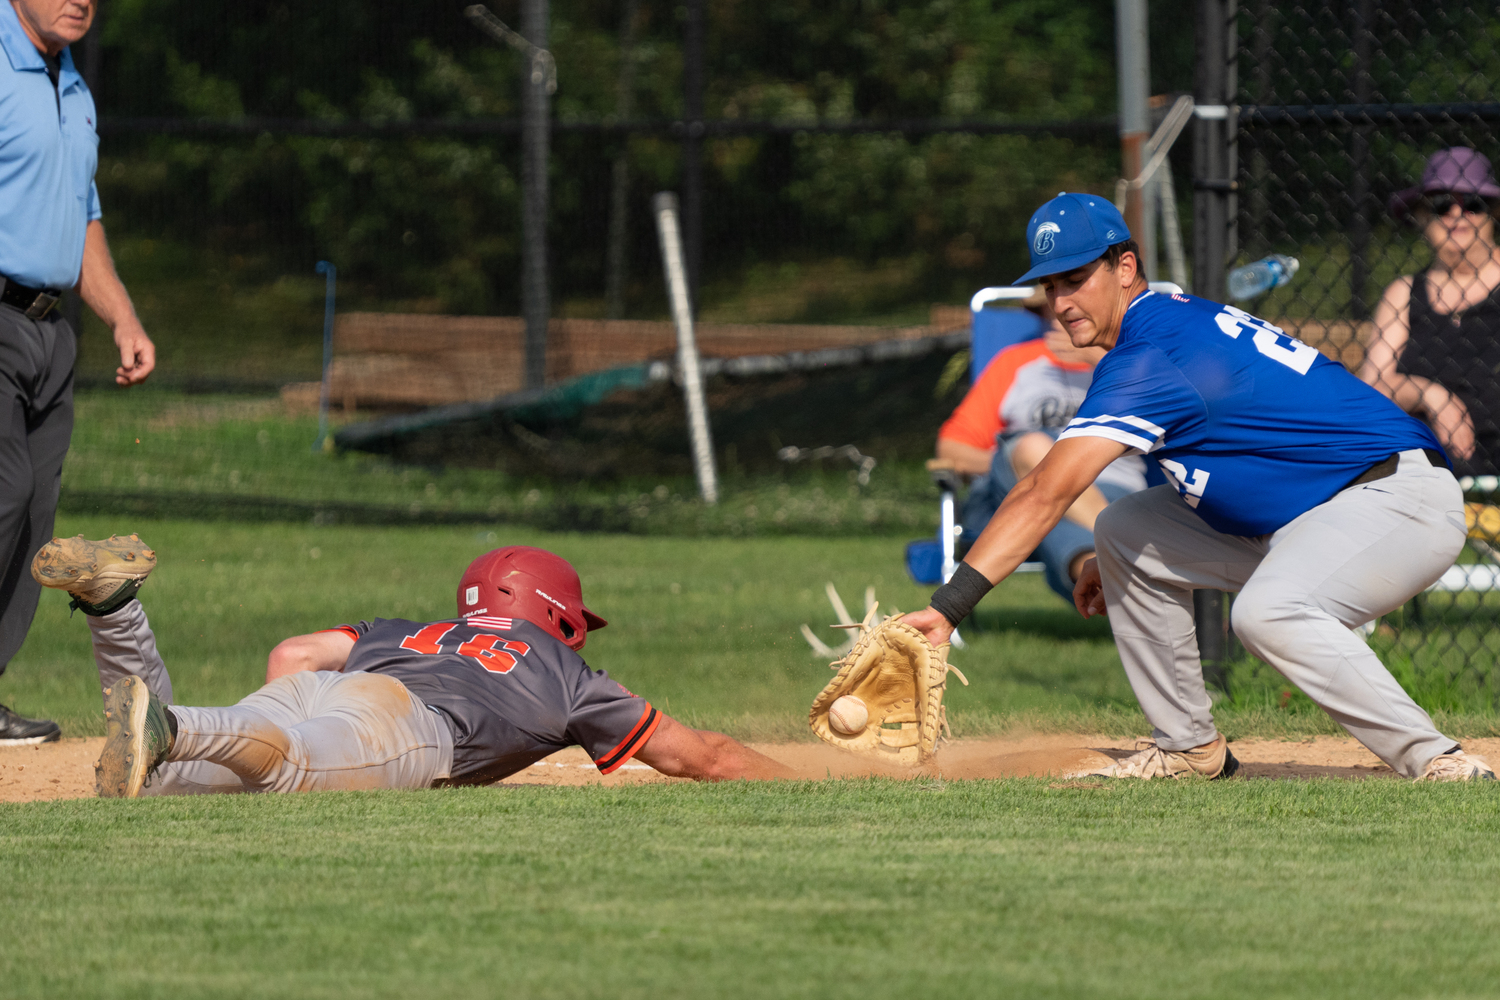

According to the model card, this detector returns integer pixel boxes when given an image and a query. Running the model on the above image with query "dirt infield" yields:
[5,733,1491,801]
[500,734,1433,787]
[0,739,100,802]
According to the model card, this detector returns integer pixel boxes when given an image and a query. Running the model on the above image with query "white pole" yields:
[653,192,719,504]
[938,485,965,649]
[939,489,957,584]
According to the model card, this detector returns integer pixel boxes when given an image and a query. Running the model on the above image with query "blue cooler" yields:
[904,539,945,586]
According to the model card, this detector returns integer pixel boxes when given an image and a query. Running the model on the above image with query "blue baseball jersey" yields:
[1056,290,1444,536]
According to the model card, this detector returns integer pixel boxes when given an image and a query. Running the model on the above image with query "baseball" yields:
[828,695,869,735]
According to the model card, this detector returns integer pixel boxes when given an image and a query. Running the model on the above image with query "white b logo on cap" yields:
[1034,221,1060,255]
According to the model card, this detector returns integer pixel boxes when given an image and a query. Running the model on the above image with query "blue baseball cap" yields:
[1014,192,1132,284]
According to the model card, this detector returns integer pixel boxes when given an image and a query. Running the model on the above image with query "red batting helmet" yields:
[456,546,607,651]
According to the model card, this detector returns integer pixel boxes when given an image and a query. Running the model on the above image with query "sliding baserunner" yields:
[32,535,791,797]
[905,192,1491,782]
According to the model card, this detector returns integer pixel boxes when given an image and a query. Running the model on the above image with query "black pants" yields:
[0,306,74,674]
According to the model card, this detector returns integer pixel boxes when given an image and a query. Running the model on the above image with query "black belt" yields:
[0,278,61,320]
[1343,449,1446,490]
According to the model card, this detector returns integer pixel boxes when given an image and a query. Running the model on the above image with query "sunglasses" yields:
[1420,192,1494,215]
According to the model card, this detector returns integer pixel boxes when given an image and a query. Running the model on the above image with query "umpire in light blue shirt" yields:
[0,0,154,744]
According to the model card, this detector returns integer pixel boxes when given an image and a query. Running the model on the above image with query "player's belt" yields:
[0,277,61,320]
[1343,449,1446,490]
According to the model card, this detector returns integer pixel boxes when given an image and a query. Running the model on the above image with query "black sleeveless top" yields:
[1401,272,1500,476]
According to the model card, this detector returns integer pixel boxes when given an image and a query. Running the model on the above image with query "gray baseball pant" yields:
[86,602,454,795]
[1093,449,1465,778]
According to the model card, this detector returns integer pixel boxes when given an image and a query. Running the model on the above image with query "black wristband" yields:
[929,562,994,627]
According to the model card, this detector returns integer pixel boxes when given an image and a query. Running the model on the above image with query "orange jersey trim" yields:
[938,340,1086,451]
[595,702,662,774]
[321,626,361,642]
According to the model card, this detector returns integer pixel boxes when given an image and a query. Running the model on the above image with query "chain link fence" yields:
[57,2,1135,535]
[1229,0,1500,707]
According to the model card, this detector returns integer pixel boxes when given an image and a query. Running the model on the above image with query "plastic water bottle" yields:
[1227,254,1299,301]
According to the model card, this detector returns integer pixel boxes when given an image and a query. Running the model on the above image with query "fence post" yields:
[1193,0,1236,303]
[1193,0,1238,691]
[605,0,641,320]
[313,261,337,453]
[1347,0,1374,322]
[681,0,705,312]
[1115,0,1151,266]
[521,0,550,390]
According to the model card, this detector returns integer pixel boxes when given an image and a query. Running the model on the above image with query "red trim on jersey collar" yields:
[595,703,662,774]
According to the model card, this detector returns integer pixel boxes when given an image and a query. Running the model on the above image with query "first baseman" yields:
[31,536,793,797]
[906,192,1492,782]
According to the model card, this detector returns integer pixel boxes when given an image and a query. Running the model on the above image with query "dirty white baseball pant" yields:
[88,600,173,708]
[1093,449,1465,778]
[86,603,454,795]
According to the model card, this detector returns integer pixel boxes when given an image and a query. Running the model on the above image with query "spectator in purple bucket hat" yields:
[1363,147,1500,476]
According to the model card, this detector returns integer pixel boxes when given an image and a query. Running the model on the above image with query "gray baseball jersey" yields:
[333,616,661,785]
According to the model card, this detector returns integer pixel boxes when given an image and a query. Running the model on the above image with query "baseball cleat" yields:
[1418,749,1496,782]
[31,534,156,616]
[0,703,60,746]
[1082,733,1239,780]
[96,676,173,799]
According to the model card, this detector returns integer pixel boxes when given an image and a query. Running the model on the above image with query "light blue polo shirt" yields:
[0,2,100,290]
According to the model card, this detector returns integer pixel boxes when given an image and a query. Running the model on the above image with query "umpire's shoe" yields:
[0,704,60,746]
[31,534,156,616]
[96,676,174,799]
[1087,733,1239,780]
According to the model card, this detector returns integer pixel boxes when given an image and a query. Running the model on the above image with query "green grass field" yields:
[8,516,1500,742]
[1,485,1496,997]
[60,387,943,536]
[31,222,1498,998]
[5,779,1500,999]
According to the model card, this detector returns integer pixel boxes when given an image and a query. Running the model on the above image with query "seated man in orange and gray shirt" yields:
[938,296,1148,600]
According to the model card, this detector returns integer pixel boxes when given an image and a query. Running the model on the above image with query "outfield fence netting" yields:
[59,2,1134,535]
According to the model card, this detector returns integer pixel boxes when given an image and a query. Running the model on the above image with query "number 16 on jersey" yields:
[400,623,532,674]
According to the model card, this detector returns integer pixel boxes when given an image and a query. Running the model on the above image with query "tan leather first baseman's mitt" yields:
[809,611,967,765]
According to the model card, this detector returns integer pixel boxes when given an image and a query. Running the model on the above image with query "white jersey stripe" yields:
[1058,424,1159,455]
[1066,412,1167,438]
